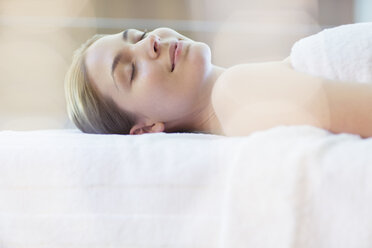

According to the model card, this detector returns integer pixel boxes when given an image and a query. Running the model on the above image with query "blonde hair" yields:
[64,34,137,134]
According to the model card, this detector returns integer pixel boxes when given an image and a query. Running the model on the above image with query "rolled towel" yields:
[290,22,372,83]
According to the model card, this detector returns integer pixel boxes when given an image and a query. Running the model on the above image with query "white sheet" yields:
[1,127,371,248]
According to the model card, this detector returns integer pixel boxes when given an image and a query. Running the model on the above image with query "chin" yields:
[187,41,212,80]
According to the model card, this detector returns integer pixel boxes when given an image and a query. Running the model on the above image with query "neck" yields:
[195,65,226,135]
[167,65,226,135]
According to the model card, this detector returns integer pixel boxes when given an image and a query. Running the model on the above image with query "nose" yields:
[140,33,160,59]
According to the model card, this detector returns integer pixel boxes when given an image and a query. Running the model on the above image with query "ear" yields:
[129,122,165,135]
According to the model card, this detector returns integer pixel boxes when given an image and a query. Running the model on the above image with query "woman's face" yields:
[85,27,213,130]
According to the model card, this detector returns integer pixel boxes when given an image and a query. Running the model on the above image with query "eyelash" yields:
[131,29,148,82]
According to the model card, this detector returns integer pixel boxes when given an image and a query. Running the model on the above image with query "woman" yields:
[65,27,372,138]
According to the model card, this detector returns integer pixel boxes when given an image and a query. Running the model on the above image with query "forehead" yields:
[85,33,122,73]
[84,33,123,95]
[85,29,137,64]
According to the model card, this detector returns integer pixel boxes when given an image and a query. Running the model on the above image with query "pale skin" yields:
[85,27,372,138]
[213,59,372,138]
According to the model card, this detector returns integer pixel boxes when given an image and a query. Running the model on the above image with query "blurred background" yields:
[0,0,371,131]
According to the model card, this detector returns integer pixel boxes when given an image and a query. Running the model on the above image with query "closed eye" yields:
[138,29,148,42]
[130,29,148,83]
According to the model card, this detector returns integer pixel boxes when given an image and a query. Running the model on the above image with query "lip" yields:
[169,42,177,72]
[169,41,183,72]
[173,41,183,70]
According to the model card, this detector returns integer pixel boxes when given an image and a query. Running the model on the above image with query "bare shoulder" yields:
[211,60,331,136]
[212,60,292,101]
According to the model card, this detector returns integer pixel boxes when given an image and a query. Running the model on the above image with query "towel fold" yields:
[290,22,372,83]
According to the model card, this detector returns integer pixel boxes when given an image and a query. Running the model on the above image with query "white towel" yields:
[290,22,372,83]
[1,128,372,248]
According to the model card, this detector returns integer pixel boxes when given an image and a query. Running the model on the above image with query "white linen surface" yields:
[290,22,372,83]
[0,127,372,248]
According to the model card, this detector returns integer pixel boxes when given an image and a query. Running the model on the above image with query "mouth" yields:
[169,41,184,72]
[169,42,177,72]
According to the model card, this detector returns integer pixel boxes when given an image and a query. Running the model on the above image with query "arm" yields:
[212,62,372,138]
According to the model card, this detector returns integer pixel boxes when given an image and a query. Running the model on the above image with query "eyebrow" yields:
[111,29,130,90]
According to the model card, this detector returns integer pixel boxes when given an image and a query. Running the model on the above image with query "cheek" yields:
[135,81,189,119]
[139,68,165,91]
[135,75,169,107]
